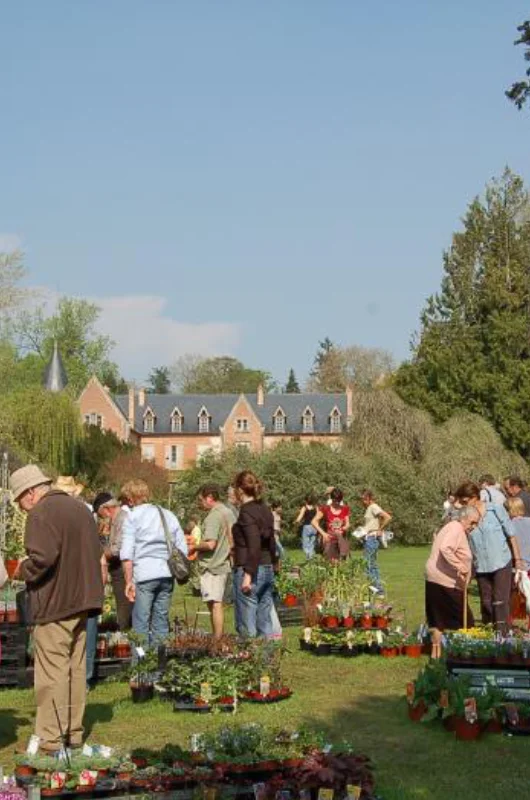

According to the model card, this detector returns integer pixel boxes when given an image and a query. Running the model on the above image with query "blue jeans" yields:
[302,525,317,558]
[364,536,382,592]
[132,577,174,647]
[86,614,98,685]
[234,565,275,637]
[275,535,285,560]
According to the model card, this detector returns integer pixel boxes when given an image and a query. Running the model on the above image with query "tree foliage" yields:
[284,368,300,393]
[76,425,134,485]
[308,340,395,392]
[0,250,27,316]
[506,20,530,110]
[170,355,275,394]
[100,450,169,502]
[395,169,530,455]
[172,401,528,546]
[10,297,123,393]
[148,366,171,394]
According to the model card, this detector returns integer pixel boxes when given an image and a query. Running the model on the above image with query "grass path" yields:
[0,546,525,799]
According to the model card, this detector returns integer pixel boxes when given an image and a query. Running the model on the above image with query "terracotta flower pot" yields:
[342,616,354,628]
[15,765,37,777]
[483,718,503,734]
[408,700,427,722]
[443,715,457,732]
[0,609,5,623]
[381,647,398,658]
[6,609,19,623]
[283,594,298,607]
[454,717,481,741]
[322,615,339,629]
[360,616,372,629]
[373,616,388,629]
[405,644,423,658]
[5,560,19,579]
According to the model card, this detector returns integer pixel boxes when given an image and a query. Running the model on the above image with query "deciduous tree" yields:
[170,355,275,394]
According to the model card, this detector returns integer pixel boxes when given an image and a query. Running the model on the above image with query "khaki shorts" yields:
[200,571,229,603]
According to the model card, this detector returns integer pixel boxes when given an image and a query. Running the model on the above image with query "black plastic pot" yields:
[131,683,154,703]
[315,644,332,656]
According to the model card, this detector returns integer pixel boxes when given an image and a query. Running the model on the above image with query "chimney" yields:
[346,384,353,420]
[128,386,135,429]
[138,387,146,407]
[257,383,265,407]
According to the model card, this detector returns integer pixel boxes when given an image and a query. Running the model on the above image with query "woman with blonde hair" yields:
[231,470,278,637]
[120,479,187,645]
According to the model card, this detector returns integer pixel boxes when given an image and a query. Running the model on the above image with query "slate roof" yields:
[114,393,347,435]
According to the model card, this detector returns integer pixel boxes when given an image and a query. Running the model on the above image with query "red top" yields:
[320,505,350,539]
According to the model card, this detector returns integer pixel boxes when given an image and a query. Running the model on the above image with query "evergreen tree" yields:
[395,169,530,454]
[148,366,171,394]
[506,20,530,110]
[285,368,300,393]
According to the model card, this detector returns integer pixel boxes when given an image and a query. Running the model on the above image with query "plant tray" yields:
[173,700,236,713]
[277,606,304,627]
[242,688,292,703]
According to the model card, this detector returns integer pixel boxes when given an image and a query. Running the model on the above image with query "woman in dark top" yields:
[295,494,318,559]
[232,470,277,637]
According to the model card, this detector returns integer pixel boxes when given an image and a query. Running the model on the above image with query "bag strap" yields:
[156,505,175,557]
[490,506,512,543]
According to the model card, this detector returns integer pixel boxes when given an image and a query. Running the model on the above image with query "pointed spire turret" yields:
[43,341,68,392]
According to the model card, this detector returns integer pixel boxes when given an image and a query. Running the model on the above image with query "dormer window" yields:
[170,408,183,433]
[273,407,286,434]
[143,406,156,433]
[198,406,211,434]
[302,406,315,434]
[329,407,342,434]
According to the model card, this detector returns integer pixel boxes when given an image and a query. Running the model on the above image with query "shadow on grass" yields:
[0,708,31,749]
[84,703,114,738]
[297,689,523,800]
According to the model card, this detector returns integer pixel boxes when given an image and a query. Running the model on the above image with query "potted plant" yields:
[320,601,340,629]
[402,633,423,658]
[408,659,450,723]
[380,632,402,657]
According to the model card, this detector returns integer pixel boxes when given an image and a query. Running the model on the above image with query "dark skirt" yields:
[425,581,474,631]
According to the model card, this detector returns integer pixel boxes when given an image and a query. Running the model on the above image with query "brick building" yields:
[78,376,352,471]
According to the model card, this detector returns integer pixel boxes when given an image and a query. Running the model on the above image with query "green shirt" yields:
[199,503,236,576]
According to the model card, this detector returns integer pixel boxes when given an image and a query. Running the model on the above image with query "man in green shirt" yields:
[189,484,235,639]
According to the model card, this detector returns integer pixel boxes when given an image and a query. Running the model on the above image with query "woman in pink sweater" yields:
[425,505,480,657]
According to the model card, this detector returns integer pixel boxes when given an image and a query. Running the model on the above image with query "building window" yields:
[171,413,183,433]
[302,409,314,433]
[330,409,342,434]
[84,412,102,427]
[141,444,155,462]
[143,412,155,433]
[198,409,210,433]
[273,411,286,433]
[169,445,178,468]
[236,418,249,433]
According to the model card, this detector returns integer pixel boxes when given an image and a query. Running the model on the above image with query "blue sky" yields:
[1,1,529,387]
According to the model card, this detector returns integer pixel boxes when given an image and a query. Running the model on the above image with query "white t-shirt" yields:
[363,503,384,536]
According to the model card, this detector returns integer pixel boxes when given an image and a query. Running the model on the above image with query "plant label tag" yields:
[439,690,449,709]
[27,735,40,755]
[318,789,334,800]
[464,697,477,723]
[260,675,270,697]
[376,631,383,645]
[135,646,146,658]
[505,703,519,726]
[200,682,212,703]
[406,682,415,705]
[304,627,313,643]
[190,733,203,752]
[396,625,402,634]
[203,787,218,800]
[253,783,267,800]
[347,786,362,800]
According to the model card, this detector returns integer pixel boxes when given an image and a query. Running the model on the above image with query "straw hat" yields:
[54,475,85,497]
[10,465,52,501]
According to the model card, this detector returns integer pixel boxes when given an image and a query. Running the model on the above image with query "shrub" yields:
[101,450,169,502]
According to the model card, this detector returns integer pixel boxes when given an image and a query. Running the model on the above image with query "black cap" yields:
[92,491,114,515]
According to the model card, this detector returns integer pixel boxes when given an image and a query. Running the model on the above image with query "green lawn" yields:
[0,547,526,800]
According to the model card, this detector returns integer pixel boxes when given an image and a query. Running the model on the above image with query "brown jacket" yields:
[19,490,104,624]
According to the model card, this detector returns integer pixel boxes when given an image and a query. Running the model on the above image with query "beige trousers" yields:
[33,613,87,751]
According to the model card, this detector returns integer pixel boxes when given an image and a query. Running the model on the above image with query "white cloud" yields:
[93,294,240,380]
[30,288,241,381]
[0,233,22,252]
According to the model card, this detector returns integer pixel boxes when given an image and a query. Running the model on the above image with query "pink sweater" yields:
[425,520,472,589]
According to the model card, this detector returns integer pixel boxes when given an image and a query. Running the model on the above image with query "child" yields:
[185,516,202,595]
[271,502,285,560]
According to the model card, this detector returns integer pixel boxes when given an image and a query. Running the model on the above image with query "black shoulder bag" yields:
[156,506,190,585]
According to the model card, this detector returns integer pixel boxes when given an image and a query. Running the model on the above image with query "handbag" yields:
[156,506,190,585]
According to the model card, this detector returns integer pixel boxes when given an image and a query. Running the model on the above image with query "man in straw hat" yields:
[10,464,103,754]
